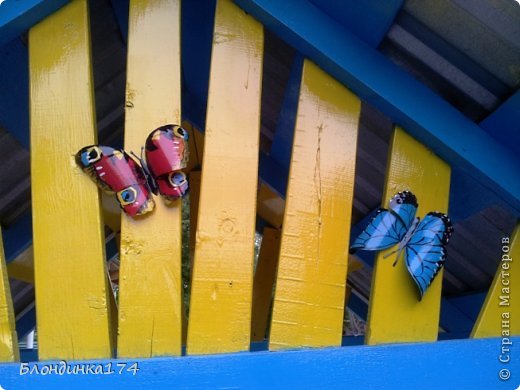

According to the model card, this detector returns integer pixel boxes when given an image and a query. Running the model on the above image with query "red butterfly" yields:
[76,124,189,217]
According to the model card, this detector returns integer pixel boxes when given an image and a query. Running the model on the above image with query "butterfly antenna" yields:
[392,249,404,267]
[383,248,398,259]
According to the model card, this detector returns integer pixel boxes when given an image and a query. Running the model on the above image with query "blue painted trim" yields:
[109,0,129,43]
[480,90,520,156]
[308,0,403,48]
[258,152,288,198]
[233,0,520,216]
[0,0,70,48]
[16,305,36,340]
[181,0,216,131]
[269,53,303,171]
[0,338,515,388]
[345,291,368,320]
[349,209,377,268]
[0,38,29,148]
[439,297,475,334]
[20,349,38,363]
[449,167,502,223]
[448,292,486,323]
[2,211,32,264]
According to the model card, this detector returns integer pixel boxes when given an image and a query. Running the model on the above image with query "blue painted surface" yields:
[109,0,129,43]
[0,338,516,388]
[2,211,32,264]
[16,305,36,340]
[349,209,378,268]
[449,167,504,222]
[480,90,520,155]
[258,152,289,198]
[181,0,216,131]
[448,292,487,323]
[345,291,368,320]
[269,53,303,171]
[0,0,70,47]
[0,38,29,149]
[309,0,403,47]
[439,297,477,334]
[20,349,38,363]
[233,0,520,216]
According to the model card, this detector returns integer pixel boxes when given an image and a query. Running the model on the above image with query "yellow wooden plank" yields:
[7,247,34,284]
[0,229,19,362]
[269,60,360,350]
[471,223,520,338]
[257,183,285,229]
[251,227,281,342]
[186,0,263,355]
[365,127,451,345]
[29,0,113,360]
[117,0,183,358]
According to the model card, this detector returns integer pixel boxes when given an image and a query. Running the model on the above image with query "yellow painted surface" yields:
[257,183,285,229]
[251,228,281,342]
[0,231,19,362]
[269,60,360,350]
[117,0,183,358]
[7,247,34,284]
[29,0,112,360]
[365,128,451,345]
[187,0,263,355]
[472,223,520,338]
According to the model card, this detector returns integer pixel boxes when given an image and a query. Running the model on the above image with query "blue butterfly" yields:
[349,190,453,300]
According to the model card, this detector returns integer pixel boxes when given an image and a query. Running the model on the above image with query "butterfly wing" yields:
[350,191,418,254]
[349,209,409,253]
[145,124,189,201]
[76,145,155,217]
[388,190,418,229]
[405,212,453,300]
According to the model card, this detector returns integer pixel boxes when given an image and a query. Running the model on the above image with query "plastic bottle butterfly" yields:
[76,124,189,217]
[349,190,453,300]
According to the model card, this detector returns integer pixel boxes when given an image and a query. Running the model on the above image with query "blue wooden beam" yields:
[233,0,520,216]
[258,152,289,198]
[0,0,70,47]
[0,337,515,388]
[449,167,501,222]
[2,211,32,264]
[109,0,129,43]
[480,90,520,155]
[447,292,486,324]
[269,53,303,171]
[0,38,29,148]
[308,0,403,48]
[16,305,36,340]
[181,0,216,130]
